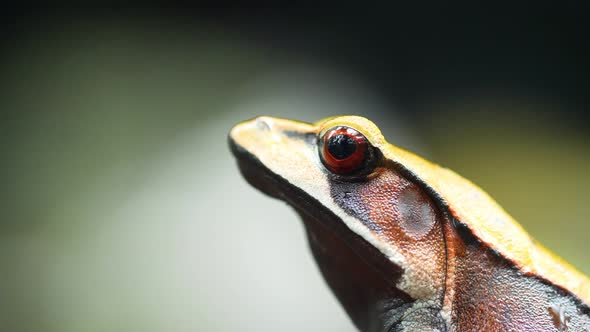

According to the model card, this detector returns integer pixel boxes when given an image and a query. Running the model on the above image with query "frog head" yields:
[229,116,448,330]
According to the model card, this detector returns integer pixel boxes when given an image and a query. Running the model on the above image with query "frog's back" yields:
[383,141,590,300]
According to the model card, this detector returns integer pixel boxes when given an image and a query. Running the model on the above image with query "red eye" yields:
[319,126,369,174]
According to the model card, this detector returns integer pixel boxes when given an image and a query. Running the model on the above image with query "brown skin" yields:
[306,165,590,331]
[328,166,447,330]
[444,226,590,331]
[331,168,590,331]
[302,215,413,331]
[326,164,590,331]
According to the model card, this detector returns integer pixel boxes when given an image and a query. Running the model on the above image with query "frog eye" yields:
[319,126,374,175]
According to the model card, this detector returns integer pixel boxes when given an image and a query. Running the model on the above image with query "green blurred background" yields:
[1,7,589,332]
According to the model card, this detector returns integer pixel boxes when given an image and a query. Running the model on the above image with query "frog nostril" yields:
[255,117,271,131]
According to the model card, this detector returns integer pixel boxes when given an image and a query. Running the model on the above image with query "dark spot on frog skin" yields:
[451,218,480,246]
[549,303,571,331]
[282,130,317,145]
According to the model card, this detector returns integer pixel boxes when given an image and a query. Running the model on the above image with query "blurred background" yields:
[1,6,588,332]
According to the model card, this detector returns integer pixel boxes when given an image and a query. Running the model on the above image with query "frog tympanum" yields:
[229,116,590,331]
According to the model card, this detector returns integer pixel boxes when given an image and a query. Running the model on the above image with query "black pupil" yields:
[327,134,357,159]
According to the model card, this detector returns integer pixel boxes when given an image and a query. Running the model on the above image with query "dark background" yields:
[1,6,588,332]
[3,6,589,114]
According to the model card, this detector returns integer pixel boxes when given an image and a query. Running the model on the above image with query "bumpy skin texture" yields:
[327,166,590,331]
[229,116,590,331]
[324,168,448,331]
[450,243,590,331]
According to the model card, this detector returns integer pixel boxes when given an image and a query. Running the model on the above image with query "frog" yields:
[229,115,590,331]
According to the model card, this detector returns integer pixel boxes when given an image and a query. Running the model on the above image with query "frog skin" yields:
[229,116,590,332]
